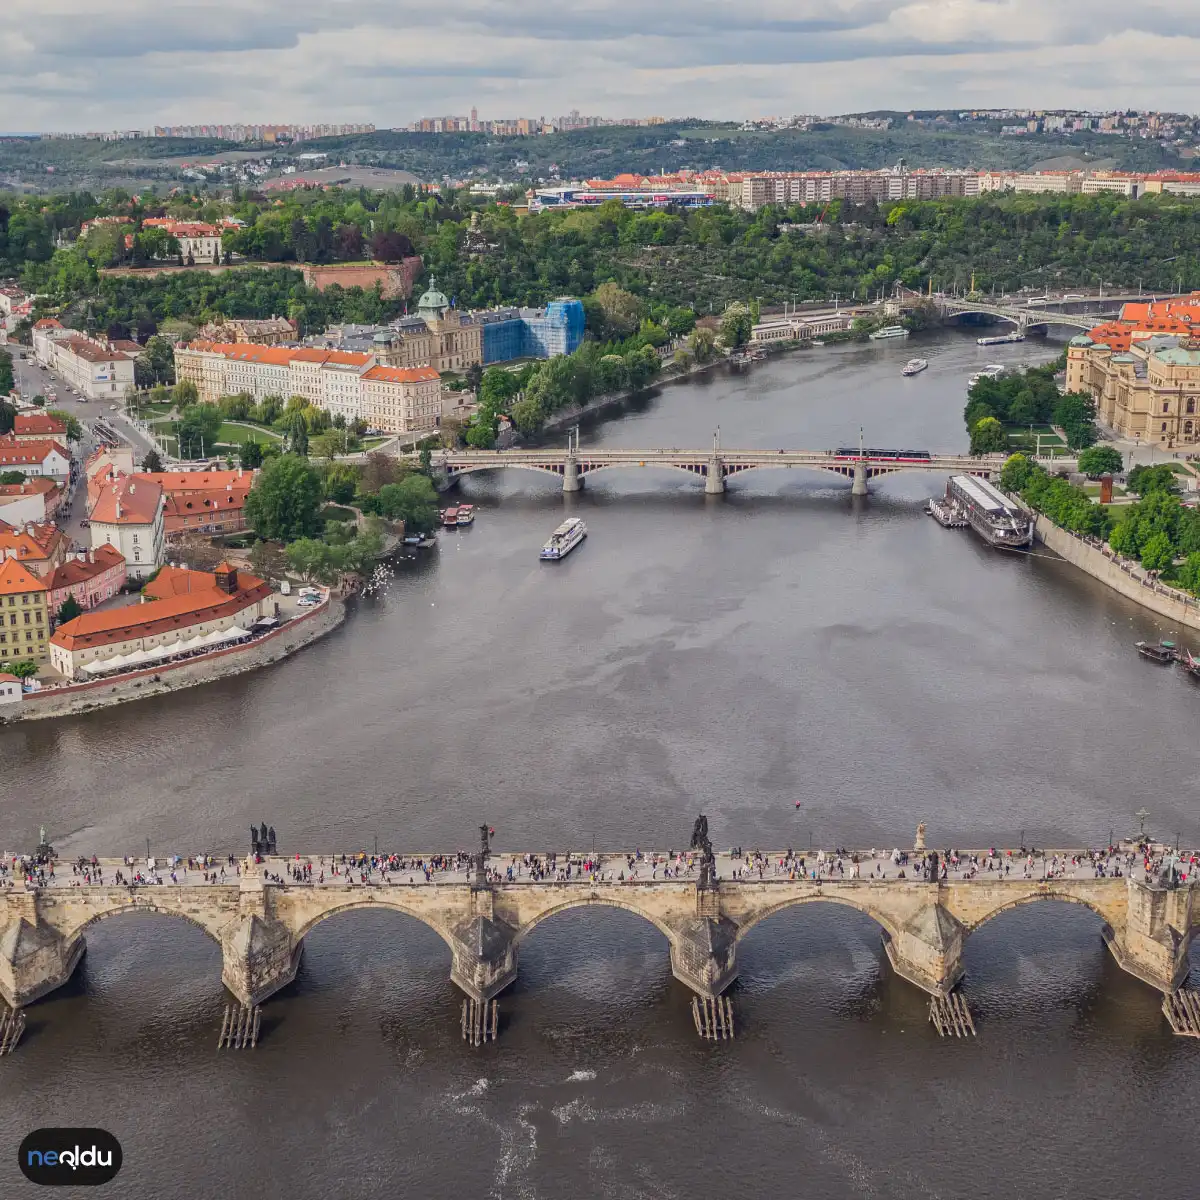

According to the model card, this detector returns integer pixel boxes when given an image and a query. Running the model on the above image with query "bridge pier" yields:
[1103,876,1196,993]
[448,888,517,1003]
[669,883,738,998]
[0,906,85,1009]
[882,900,966,997]
[704,457,725,495]
[220,859,302,1006]
[562,456,582,493]
[220,914,302,1006]
[851,461,869,497]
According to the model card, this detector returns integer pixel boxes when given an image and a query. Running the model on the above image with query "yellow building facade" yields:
[0,559,50,666]
[1066,334,1200,447]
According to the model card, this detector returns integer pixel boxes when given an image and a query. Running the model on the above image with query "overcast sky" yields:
[4,0,1200,132]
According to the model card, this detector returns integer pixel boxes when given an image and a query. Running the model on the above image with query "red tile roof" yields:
[52,573,271,651]
[138,469,249,493]
[90,476,163,526]
[362,365,440,384]
[14,413,67,438]
[0,559,47,597]
[0,438,70,468]
[45,545,126,591]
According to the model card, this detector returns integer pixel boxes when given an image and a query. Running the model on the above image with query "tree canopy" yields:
[244,453,324,542]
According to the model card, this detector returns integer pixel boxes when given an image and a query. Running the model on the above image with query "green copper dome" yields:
[416,277,450,318]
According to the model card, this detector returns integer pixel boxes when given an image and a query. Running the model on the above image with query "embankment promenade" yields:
[1034,516,1200,633]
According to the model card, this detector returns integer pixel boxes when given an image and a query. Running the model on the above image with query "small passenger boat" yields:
[902,358,928,376]
[1136,639,1178,663]
[456,504,475,526]
[440,507,460,527]
[540,517,587,561]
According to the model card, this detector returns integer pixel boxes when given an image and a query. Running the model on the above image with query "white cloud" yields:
[2,0,1199,130]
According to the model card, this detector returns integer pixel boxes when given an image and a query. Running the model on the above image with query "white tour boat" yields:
[868,325,909,341]
[540,517,587,561]
[902,358,928,376]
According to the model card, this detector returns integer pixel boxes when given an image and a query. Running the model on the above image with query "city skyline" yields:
[5,0,1200,133]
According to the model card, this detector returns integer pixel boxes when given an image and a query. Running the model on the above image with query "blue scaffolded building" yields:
[472,299,585,365]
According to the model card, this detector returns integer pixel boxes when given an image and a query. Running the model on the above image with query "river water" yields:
[2,329,1198,1197]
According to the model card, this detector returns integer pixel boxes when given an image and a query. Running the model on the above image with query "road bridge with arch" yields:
[935,298,1112,333]
[1,846,1194,1031]
[435,448,1075,496]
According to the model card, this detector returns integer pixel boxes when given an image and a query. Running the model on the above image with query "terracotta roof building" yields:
[0,437,71,480]
[45,545,127,616]
[0,478,64,524]
[13,413,68,442]
[0,522,69,579]
[89,475,165,583]
[0,557,50,666]
[50,564,274,677]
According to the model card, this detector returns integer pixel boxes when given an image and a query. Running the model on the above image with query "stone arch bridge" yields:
[1,854,1194,1014]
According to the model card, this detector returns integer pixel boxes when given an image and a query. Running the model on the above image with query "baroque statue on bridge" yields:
[914,823,927,852]
[690,814,717,888]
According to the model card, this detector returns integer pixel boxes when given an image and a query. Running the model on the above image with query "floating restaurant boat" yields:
[968,365,1006,387]
[944,475,1034,549]
[902,358,928,376]
[440,507,460,527]
[1137,639,1178,663]
[868,325,909,341]
[456,503,476,526]
[540,517,587,561]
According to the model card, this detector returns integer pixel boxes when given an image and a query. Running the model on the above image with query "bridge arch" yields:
[961,889,1121,933]
[513,896,678,947]
[575,461,710,483]
[58,898,228,946]
[734,893,902,942]
[291,896,457,949]
[448,462,565,481]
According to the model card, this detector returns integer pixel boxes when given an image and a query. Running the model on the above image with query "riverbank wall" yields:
[1034,516,1200,632]
[4,596,346,723]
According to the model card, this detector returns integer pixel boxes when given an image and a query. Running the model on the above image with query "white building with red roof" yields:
[12,412,68,443]
[89,475,165,582]
[0,436,71,481]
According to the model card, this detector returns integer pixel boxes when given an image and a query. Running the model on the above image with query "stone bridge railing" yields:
[1,856,1194,1011]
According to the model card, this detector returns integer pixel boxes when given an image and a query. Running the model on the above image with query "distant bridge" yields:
[935,298,1113,333]
[437,448,1074,495]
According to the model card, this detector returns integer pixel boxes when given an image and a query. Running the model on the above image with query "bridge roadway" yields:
[436,448,1075,495]
[2,845,1194,1019]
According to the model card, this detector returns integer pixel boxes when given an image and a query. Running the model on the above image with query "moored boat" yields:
[1137,639,1178,663]
[945,475,1033,548]
[868,325,909,341]
[440,507,460,527]
[540,517,587,561]
[1178,647,1200,677]
[902,358,928,376]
